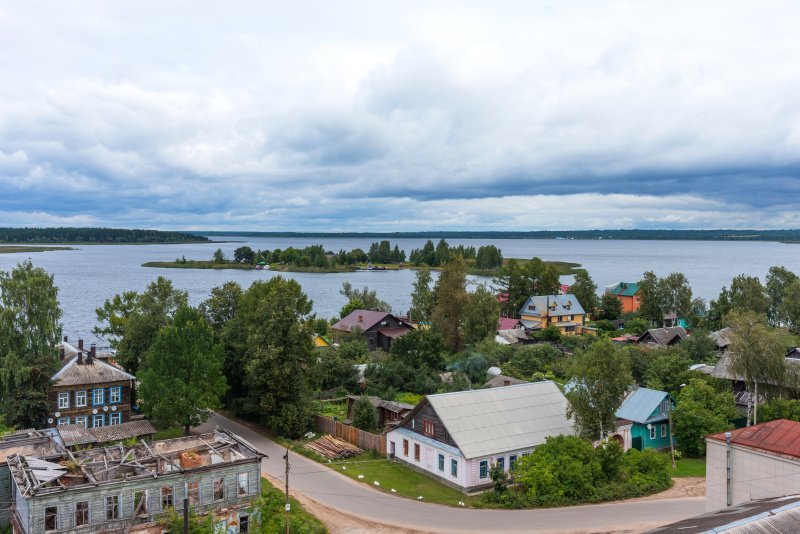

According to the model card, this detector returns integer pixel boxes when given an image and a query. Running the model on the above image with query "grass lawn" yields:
[153,426,185,440]
[670,457,706,477]
[314,400,348,420]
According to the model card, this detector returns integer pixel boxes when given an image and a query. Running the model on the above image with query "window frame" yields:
[110,412,122,425]
[187,481,200,506]
[414,443,420,461]
[44,505,58,532]
[93,414,104,427]
[161,485,174,509]
[497,457,505,471]
[509,454,518,470]
[451,459,458,478]
[134,490,148,516]
[57,392,69,410]
[57,417,70,426]
[661,423,667,438]
[479,460,488,479]
[93,388,104,406]
[110,386,122,404]
[75,415,88,428]
[105,495,120,521]
[438,453,444,472]
[423,419,435,436]
[649,426,656,440]
[75,500,89,527]
[238,472,249,496]
[213,477,225,502]
[402,439,409,457]
[75,390,87,407]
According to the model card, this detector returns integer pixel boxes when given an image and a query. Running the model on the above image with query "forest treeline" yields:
[0,227,209,243]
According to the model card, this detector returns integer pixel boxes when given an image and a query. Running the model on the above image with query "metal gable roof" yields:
[615,387,670,424]
[518,294,586,319]
[425,381,575,459]
[608,282,639,297]
[52,355,136,386]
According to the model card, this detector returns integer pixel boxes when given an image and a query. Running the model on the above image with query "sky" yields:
[2,1,800,232]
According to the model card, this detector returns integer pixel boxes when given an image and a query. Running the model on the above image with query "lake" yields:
[2,236,799,345]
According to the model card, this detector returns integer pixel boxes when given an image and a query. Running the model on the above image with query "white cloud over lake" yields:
[1,1,800,230]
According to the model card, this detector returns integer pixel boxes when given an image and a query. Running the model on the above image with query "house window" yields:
[238,472,249,496]
[479,460,488,479]
[106,495,119,520]
[403,439,409,457]
[57,417,70,426]
[214,478,225,501]
[93,388,104,406]
[110,386,122,404]
[93,414,104,427]
[451,459,458,477]
[423,419,435,436]
[75,415,88,428]
[240,514,249,533]
[187,481,200,506]
[414,443,420,461]
[510,455,518,469]
[75,501,89,527]
[57,392,69,409]
[76,390,87,407]
[134,491,148,515]
[110,412,122,425]
[661,424,667,438]
[438,453,444,472]
[161,486,173,509]
[649,426,656,440]
[44,506,58,531]
[497,457,505,471]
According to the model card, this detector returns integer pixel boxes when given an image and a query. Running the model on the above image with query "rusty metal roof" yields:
[707,419,800,459]
[332,310,395,332]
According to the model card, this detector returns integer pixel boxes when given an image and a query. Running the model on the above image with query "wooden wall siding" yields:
[314,416,386,453]
[405,404,455,447]
[0,467,11,527]
[48,381,134,427]
[13,461,260,533]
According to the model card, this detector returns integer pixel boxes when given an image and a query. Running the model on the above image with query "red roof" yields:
[707,419,800,459]
[498,317,521,330]
[332,310,393,332]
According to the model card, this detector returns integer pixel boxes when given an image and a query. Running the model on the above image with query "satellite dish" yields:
[92,408,98,415]
[47,418,54,424]
[646,423,653,430]
[111,405,117,411]
[103,406,109,412]
[54,412,61,418]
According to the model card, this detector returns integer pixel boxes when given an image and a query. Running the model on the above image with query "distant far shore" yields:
[142,259,581,276]
[184,229,800,242]
[0,245,73,254]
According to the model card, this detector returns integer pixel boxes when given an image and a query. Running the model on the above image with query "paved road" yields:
[198,413,705,533]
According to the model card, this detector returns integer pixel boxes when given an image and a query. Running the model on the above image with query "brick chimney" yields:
[358,315,363,322]
[90,344,96,361]
[86,347,93,365]
[503,379,511,387]
[78,339,84,350]
[63,335,68,343]
[59,348,65,361]
[77,351,83,365]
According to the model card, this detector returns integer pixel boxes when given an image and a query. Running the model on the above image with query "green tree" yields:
[766,266,798,326]
[475,245,503,269]
[94,277,188,374]
[503,344,562,380]
[777,279,800,332]
[242,277,314,437]
[728,274,769,316]
[637,271,663,324]
[389,328,446,370]
[233,246,255,264]
[463,284,501,345]
[624,317,650,335]
[759,398,800,423]
[0,261,63,428]
[680,330,717,363]
[199,281,243,334]
[565,338,632,439]
[352,396,378,431]
[432,256,469,351]
[494,258,560,318]
[727,310,790,424]
[212,248,226,263]
[598,293,623,320]
[139,306,228,435]
[338,282,391,317]
[672,378,738,456]
[644,347,692,397]
[660,272,692,319]
[570,270,598,316]
[409,267,435,323]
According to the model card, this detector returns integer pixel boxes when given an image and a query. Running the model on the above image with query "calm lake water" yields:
[2,236,799,345]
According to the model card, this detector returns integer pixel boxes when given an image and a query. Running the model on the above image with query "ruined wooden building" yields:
[6,428,264,533]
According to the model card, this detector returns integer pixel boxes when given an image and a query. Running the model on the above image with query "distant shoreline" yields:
[142,259,581,276]
[188,229,800,242]
[0,245,74,254]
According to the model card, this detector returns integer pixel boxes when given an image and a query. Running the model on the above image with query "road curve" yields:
[197,413,704,533]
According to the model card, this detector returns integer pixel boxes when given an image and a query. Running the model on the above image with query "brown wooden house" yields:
[331,310,413,351]
[49,343,136,429]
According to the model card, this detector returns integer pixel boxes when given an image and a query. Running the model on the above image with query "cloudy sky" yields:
[2,1,800,231]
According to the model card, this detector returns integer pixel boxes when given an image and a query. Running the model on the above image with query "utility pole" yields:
[668,404,676,469]
[284,446,291,534]
[183,497,189,534]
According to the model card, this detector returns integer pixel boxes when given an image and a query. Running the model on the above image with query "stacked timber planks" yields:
[304,434,363,459]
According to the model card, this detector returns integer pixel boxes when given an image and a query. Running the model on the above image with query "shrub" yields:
[352,396,378,431]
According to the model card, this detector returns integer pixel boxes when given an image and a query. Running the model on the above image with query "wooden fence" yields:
[314,415,386,454]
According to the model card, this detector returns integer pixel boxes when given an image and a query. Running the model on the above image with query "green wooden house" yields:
[614,387,675,451]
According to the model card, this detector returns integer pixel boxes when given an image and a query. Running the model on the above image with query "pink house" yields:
[385,381,574,492]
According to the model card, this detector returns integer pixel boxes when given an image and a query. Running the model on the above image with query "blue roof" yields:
[615,387,670,424]
[519,294,586,318]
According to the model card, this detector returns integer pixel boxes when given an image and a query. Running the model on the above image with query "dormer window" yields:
[528,305,535,310]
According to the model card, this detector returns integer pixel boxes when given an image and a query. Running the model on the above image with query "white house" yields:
[385,381,574,492]
[706,419,800,511]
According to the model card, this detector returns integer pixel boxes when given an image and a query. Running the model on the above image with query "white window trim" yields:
[93,388,104,405]
[75,500,90,527]
[110,386,122,404]
[110,412,122,425]
[57,392,69,409]
[238,472,249,496]
[649,426,656,440]
[75,416,88,428]
[57,417,70,426]
[479,460,489,479]
[44,505,58,532]
[661,424,667,438]
[75,390,87,407]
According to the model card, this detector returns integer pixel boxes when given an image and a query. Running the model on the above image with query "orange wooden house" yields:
[607,282,641,313]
